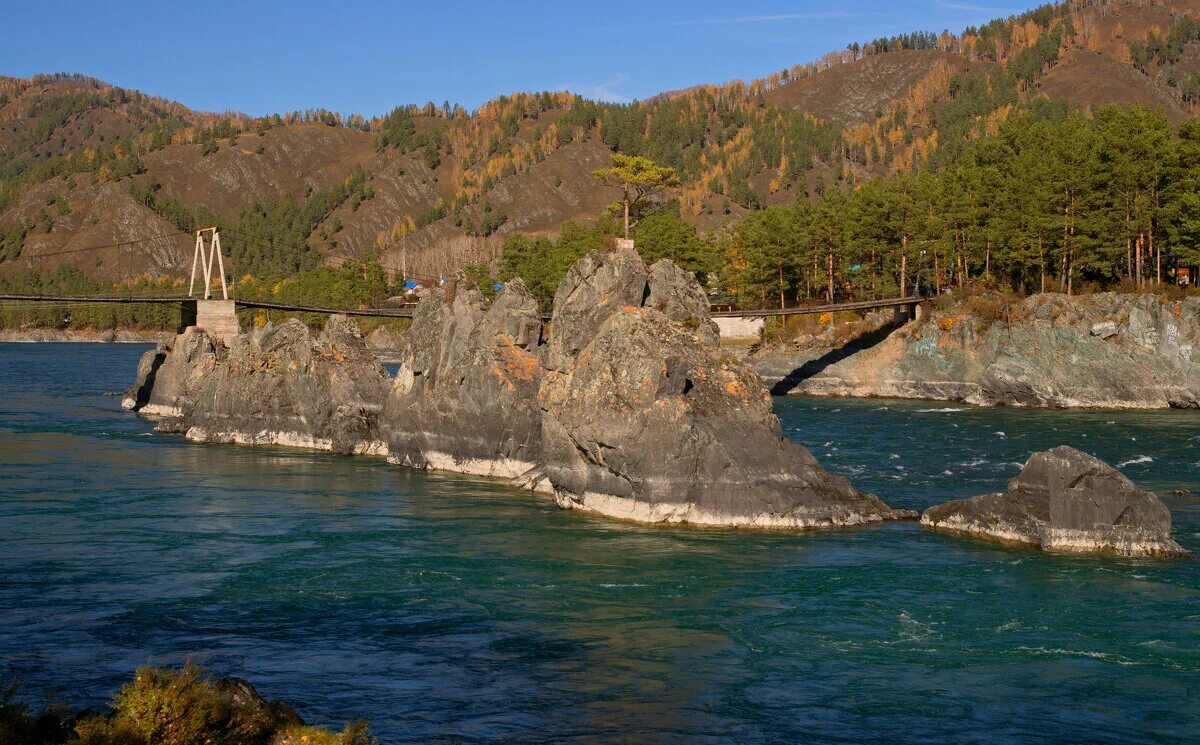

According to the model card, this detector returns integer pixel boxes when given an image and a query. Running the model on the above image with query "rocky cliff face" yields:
[755,293,1200,409]
[382,249,914,528]
[124,315,391,454]
[921,446,1191,558]
[382,277,546,477]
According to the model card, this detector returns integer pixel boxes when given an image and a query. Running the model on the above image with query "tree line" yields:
[721,103,1200,307]
[494,102,1200,311]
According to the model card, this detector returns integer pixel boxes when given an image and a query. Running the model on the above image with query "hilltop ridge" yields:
[1,0,1198,284]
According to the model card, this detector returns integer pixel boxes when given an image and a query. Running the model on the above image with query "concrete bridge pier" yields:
[715,316,765,344]
[181,299,239,340]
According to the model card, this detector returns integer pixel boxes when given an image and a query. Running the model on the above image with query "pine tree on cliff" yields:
[593,155,680,239]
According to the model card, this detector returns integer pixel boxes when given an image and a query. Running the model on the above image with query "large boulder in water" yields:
[921,446,1191,558]
[124,315,390,454]
[381,249,914,529]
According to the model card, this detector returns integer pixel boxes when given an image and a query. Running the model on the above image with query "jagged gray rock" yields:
[364,324,406,362]
[921,446,1191,558]
[382,249,914,528]
[645,259,721,347]
[754,292,1200,409]
[382,278,545,476]
[124,315,390,454]
[544,249,649,372]
[125,252,914,529]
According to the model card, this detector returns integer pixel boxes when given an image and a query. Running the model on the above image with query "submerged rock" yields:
[921,446,1191,558]
[124,315,390,454]
[383,249,914,529]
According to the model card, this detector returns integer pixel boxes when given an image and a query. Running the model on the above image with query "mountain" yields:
[1,0,1197,284]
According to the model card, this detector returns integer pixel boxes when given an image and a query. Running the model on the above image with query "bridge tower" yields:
[189,227,229,300]
[182,227,239,340]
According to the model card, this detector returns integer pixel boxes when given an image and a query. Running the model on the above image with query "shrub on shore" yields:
[0,664,376,745]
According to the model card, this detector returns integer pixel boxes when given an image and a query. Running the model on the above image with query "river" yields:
[1,343,1197,743]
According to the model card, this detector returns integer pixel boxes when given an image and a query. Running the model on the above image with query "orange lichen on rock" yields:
[938,315,961,332]
[499,337,540,382]
[721,370,751,403]
[490,364,517,392]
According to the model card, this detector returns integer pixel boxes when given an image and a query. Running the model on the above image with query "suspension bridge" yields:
[0,229,922,337]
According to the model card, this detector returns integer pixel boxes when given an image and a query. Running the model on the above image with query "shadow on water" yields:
[769,321,902,396]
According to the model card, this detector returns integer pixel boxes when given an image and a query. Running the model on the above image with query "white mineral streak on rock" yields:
[408,451,538,480]
[552,490,878,529]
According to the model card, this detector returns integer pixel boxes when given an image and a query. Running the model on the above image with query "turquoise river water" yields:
[1,343,1198,743]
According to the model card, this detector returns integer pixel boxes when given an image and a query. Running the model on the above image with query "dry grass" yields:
[0,664,377,745]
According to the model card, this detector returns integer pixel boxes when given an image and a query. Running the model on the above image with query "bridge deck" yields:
[0,294,921,319]
[710,296,920,318]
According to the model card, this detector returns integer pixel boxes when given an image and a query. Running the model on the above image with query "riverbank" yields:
[749,291,1199,409]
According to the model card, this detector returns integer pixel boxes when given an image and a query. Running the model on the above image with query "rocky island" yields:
[921,446,1191,558]
[126,249,915,530]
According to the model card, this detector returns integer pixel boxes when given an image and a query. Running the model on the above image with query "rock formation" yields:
[382,249,915,528]
[124,315,391,454]
[126,250,917,529]
[365,324,406,363]
[754,292,1200,408]
[382,277,546,477]
[921,446,1191,558]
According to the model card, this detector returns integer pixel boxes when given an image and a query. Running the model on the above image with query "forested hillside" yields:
[1,0,1198,328]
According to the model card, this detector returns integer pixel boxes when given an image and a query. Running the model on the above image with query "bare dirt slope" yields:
[139,123,380,219]
[1039,49,1189,122]
[764,51,965,127]
[373,141,620,279]
[6,176,193,276]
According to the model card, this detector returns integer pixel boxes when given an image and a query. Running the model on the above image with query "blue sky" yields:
[3,1,1033,116]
